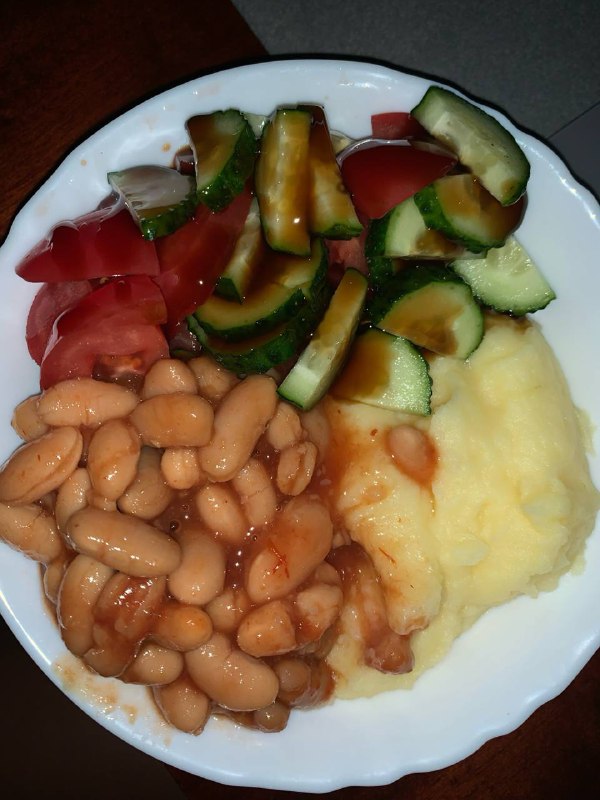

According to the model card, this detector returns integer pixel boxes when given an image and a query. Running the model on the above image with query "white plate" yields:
[0,59,599,793]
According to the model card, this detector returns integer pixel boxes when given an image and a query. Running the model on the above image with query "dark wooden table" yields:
[1,2,599,798]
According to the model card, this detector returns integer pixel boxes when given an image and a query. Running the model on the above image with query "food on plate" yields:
[0,85,598,737]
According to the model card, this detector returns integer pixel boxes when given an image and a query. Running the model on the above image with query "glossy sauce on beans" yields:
[0,363,431,735]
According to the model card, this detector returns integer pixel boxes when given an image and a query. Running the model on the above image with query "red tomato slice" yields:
[16,197,160,283]
[155,185,252,333]
[340,144,456,219]
[371,112,427,140]
[40,275,168,389]
[26,280,93,365]
[326,226,369,283]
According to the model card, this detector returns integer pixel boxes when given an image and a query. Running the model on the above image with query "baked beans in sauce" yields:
[0,357,437,735]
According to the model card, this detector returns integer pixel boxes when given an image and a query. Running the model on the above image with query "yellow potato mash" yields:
[323,317,599,698]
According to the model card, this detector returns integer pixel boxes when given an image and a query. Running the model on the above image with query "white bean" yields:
[117,447,174,520]
[11,394,49,441]
[0,501,63,563]
[130,393,214,448]
[199,374,277,481]
[87,419,140,501]
[37,377,138,427]
[232,459,277,528]
[168,526,226,606]
[0,426,83,504]
[142,358,197,399]
[67,507,181,576]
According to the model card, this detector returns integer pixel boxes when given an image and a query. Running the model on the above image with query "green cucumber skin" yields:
[368,262,484,359]
[413,183,493,254]
[277,268,368,410]
[188,284,331,375]
[367,262,456,324]
[192,287,306,343]
[365,218,402,284]
[108,168,197,240]
[214,275,244,303]
[333,328,432,416]
[411,86,530,206]
[196,117,257,213]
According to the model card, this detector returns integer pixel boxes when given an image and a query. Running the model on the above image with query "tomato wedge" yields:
[155,184,252,333]
[340,144,456,219]
[371,112,426,140]
[26,280,93,365]
[39,276,168,389]
[16,197,160,283]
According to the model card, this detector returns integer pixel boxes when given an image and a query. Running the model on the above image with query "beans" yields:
[121,642,184,686]
[199,374,277,482]
[276,441,318,496]
[265,402,304,451]
[274,658,334,708]
[0,501,63,563]
[161,447,204,490]
[152,600,213,652]
[84,573,167,677]
[11,394,48,441]
[37,377,138,427]
[43,546,73,605]
[153,674,210,734]
[117,447,174,520]
[67,507,181,577]
[55,467,91,533]
[295,582,343,645]
[58,555,114,656]
[142,358,197,399]
[245,496,333,603]
[252,701,290,733]
[328,542,414,675]
[387,424,438,486]
[237,600,296,658]
[0,426,83,504]
[232,458,277,528]
[168,526,226,606]
[87,419,140,501]
[299,405,330,464]
[195,483,248,545]
[186,632,279,712]
[130,393,213,448]
[205,587,252,634]
[188,355,239,402]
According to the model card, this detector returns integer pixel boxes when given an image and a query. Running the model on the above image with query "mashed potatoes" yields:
[324,317,599,697]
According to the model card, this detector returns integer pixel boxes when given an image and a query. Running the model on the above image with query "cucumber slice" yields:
[301,105,362,239]
[370,263,484,359]
[188,284,331,375]
[414,174,524,254]
[193,284,306,342]
[255,108,312,256]
[411,86,530,205]
[215,198,265,302]
[372,196,466,260]
[278,268,368,410]
[332,327,432,416]
[451,236,556,315]
[186,109,257,212]
[108,166,197,240]
[192,238,327,342]
[365,222,403,285]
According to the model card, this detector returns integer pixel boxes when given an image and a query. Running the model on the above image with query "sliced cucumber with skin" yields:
[411,86,530,205]
[332,327,432,416]
[255,108,312,256]
[301,104,363,239]
[193,284,307,342]
[186,109,257,212]
[414,174,524,254]
[370,262,484,359]
[365,223,403,285]
[371,195,467,260]
[108,166,197,240]
[278,268,368,410]
[188,283,331,375]
[215,198,265,302]
[451,236,556,315]
[193,238,327,342]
